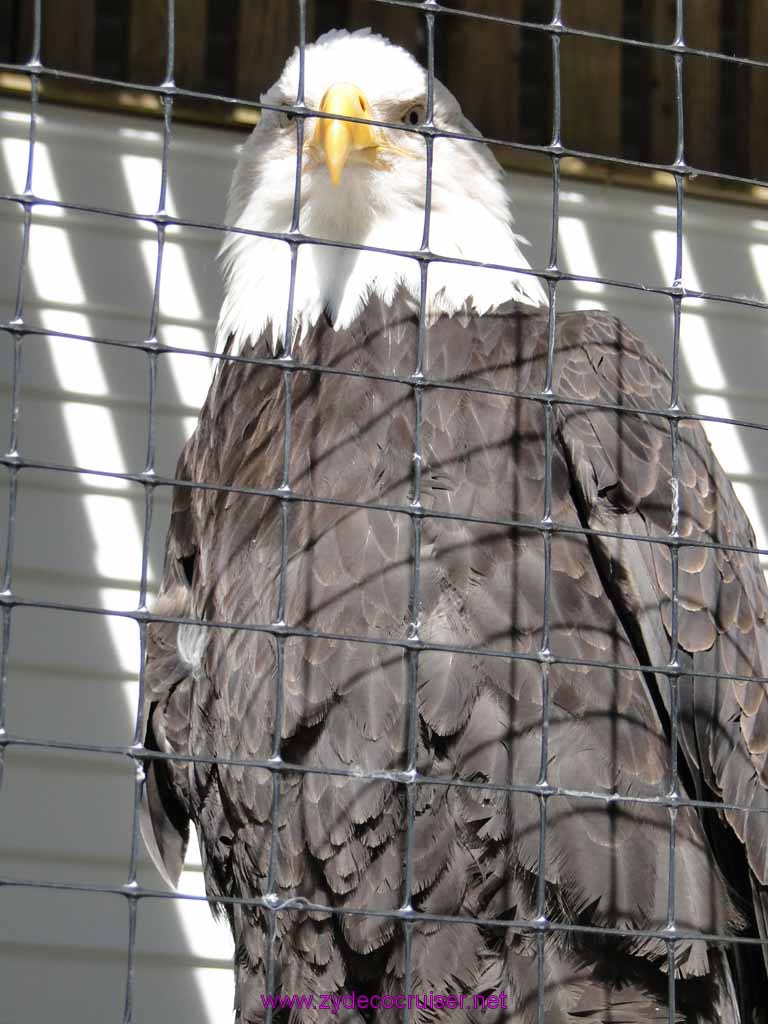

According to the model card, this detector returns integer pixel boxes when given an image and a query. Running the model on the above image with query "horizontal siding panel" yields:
[0,479,190,611]
[5,665,139,748]
[138,872,236,963]
[0,195,23,325]
[0,470,174,509]
[0,851,134,886]
[9,601,143,676]
[0,938,128,1024]
[1,102,238,223]
[0,857,233,965]
[0,823,204,879]
[15,330,214,416]
[0,325,217,417]
[20,220,220,344]
[12,476,158,594]
[0,747,136,875]
[0,942,234,1024]
[11,392,196,480]
[132,961,235,1024]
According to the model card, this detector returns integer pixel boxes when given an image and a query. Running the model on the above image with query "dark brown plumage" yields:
[142,299,768,1023]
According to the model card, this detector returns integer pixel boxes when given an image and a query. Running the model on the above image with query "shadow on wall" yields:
[0,99,235,1024]
[0,92,767,1024]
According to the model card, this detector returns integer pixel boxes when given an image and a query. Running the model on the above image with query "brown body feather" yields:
[142,300,768,1023]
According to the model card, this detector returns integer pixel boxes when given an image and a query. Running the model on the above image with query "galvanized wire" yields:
[0,2,767,1023]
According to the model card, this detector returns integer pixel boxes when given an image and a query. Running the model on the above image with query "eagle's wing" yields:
[141,447,196,888]
[553,309,768,961]
[143,301,764,1022]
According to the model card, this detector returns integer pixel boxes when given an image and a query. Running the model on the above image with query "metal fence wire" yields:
[1,1,767,1022]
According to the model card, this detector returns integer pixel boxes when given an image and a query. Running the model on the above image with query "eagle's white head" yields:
[217,28,547,353]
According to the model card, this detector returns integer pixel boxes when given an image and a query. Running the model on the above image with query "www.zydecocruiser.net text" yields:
[261,992,510,1013]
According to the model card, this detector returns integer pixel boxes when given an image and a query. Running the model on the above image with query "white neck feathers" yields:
[217,130,546,355]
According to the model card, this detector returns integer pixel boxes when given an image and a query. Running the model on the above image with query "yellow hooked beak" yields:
[313,83,379,186]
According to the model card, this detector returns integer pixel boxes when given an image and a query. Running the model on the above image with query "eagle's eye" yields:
[278,109,296,129]
[401,104,425,127]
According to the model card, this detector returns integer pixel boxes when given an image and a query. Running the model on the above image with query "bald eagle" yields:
[142,29,768,1024]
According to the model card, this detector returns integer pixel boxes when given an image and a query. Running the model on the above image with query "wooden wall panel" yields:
[440,1,523,143]
[40,0,95,74]
[0,0,21,61]
[648,0,676,167]
[749,0,768,184]
[235,0,424,102]
[682,0,720,172]
[237,0,306,100]
[129,0,170,85]
[560,0,623,157]
[7,0,35,63]
[174,0,208,91]
[326,0,425,58]
[4,0,767,188]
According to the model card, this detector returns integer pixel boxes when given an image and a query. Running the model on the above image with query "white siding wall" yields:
[0,98,766,1023]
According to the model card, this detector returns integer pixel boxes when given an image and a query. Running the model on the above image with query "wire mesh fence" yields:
[0,1,767,1023]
